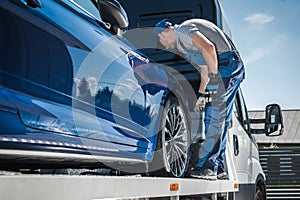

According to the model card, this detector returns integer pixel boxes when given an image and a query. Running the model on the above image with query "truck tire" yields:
[150,95,190,177]
[255,187,264,200]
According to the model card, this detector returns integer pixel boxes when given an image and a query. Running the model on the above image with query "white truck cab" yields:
[229,88,282,200]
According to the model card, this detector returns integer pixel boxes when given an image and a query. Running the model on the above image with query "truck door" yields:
[230,89,260,199]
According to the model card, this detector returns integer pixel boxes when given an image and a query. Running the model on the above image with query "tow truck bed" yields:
[0,174,238,200]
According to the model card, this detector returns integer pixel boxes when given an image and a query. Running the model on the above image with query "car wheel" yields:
[150,95,190,177]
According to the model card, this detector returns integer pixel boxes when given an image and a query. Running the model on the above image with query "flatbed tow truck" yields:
[0,0,284,199]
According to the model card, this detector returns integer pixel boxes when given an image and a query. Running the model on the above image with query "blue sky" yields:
[219,0,300,110]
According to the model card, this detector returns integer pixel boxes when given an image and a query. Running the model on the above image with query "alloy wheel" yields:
[162,101,189,177]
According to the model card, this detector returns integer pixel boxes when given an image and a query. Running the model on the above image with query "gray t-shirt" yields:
[174,19,231,55]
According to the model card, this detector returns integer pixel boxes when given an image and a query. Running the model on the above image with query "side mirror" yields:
[98,0,129,34]
[265,104,284,136]
[250,103,284,136]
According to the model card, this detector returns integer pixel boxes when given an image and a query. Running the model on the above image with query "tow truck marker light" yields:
[170,183,179,191]
[234,183,239,189]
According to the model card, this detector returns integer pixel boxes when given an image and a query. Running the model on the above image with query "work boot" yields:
[188,167,217,180]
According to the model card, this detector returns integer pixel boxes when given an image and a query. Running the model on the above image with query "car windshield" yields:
[67,0,102,22]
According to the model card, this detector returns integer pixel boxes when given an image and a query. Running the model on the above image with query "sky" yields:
[219,0,300,110]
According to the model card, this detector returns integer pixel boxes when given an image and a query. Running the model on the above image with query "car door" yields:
[0,0,150,152]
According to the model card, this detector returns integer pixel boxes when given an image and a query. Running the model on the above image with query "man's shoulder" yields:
[180,19,216,28]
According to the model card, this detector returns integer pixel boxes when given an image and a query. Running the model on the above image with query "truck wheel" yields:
[254,187,264,200]
[150,95,190,177]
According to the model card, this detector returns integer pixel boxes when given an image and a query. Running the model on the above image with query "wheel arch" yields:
[144,62,201,160]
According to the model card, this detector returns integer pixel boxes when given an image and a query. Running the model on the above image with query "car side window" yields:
[66,0,102,22]
[0,7,73,105]
[234,89,250,134]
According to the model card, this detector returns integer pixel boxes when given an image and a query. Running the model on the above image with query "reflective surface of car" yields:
[0,0,199,177]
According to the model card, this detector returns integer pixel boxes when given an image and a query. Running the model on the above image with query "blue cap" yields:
[153,19,173,48]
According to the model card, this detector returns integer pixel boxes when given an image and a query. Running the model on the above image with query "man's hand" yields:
[194,93,206,113]
[206,73,220,92]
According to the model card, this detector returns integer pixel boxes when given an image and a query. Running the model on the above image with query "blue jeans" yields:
[195,51,244,172]
[196,79,241,172]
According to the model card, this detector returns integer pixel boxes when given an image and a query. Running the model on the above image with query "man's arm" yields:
[198,65,209,94]
[192,32,219,113]
[192,31,218,74]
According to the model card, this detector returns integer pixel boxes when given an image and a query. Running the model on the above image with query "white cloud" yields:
[244,47,269,65]
[244,13,275,24]
[244,33,287,65]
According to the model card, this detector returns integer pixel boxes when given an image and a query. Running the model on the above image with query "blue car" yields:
[0,0,201,177]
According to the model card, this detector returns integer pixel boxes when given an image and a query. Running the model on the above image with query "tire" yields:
[150,95,190,177]
[254,186,265,200]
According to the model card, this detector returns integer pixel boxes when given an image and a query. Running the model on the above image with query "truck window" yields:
[234,89,250,134]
